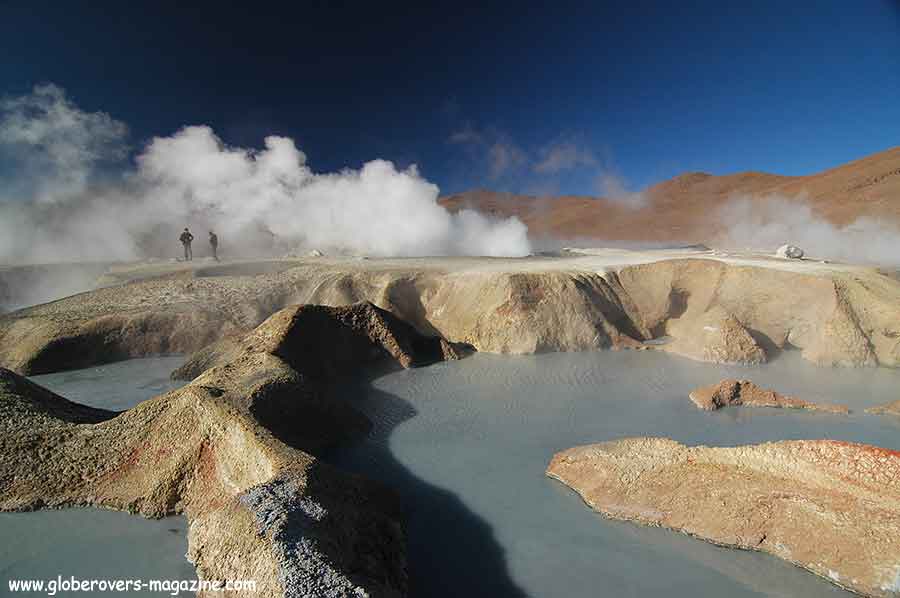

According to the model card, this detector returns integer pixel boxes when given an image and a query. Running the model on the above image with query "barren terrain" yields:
[1,248,899,597]
[440,146,900,245]
[2,248,898,375]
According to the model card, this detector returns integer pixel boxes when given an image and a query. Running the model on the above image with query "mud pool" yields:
[0,358,191,596]
[330,350,900,598]
[0,510,194,596]
[4,350,899,597]
[30,356,185,411]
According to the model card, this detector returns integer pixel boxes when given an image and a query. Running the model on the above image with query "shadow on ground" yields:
[322,363,528,598]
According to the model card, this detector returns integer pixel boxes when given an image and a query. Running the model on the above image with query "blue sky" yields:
[1,0,898,196]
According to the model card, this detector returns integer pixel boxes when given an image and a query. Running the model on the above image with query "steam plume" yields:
[715,194,900,265]
[0,85,531,264]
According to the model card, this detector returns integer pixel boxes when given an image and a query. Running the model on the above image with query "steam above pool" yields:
[0,84,531,263]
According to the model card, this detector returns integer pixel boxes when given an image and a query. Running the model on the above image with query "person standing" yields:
[209,230,219,261]
[180,227,194,261]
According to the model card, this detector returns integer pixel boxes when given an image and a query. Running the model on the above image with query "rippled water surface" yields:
[1,358,192,596]
[330,350,900,598]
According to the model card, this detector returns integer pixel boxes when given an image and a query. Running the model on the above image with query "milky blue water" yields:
[0,510,194,597]
[330,350,900,598]
[30,356,185,411]
[0,358,192,597]
[6,351,899,597]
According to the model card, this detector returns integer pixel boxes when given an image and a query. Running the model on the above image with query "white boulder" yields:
[776,244,804,259]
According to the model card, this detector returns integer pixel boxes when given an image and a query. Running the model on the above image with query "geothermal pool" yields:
[330,350,900,598]
[0,510,194,594]
[0,358,192,595]
[30,356,185,411]
[5,352,899,597]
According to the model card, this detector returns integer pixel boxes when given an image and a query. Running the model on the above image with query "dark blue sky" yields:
[1,0,898,195]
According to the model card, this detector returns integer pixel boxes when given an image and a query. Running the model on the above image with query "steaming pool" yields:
[3,352,898,597]
[1,357,192,596]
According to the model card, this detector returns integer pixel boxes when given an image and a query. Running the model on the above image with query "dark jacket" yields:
[180,231,194,244]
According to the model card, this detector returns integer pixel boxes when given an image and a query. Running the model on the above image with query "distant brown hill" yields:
[439,146,900,244]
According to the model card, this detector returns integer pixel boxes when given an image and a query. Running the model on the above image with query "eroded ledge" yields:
[547,437,900,597]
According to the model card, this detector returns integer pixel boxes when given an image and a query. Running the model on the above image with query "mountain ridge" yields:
[439,146,900,243]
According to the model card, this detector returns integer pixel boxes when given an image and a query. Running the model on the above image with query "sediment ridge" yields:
[0,301,464,597]
[547,437,900,597]
[1,248,899,375]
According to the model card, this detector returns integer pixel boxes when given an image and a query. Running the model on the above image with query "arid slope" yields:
[440,146,900,242]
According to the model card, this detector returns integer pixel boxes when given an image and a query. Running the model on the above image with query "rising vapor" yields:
[0,85,531,264]
[715,194,900,265]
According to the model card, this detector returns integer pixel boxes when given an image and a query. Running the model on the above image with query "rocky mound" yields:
[547,438,900,597]
[0,367,116,424]
[2,251,899,375]
[0,302,469,597]
[172,301,468,381]
[659,307,767,365]
[689,379,849,414]
[615,258,898,368]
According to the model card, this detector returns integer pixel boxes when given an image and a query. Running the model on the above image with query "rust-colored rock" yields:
[689,379,850,414]
[547,437,900,597]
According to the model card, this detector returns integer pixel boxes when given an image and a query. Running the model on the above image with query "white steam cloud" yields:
[0,84,128,205]
[716,194,900,265]
[0,85,531,264]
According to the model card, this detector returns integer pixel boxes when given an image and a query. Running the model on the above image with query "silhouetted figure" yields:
[209,231,218,261]
[179,227,194,261]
